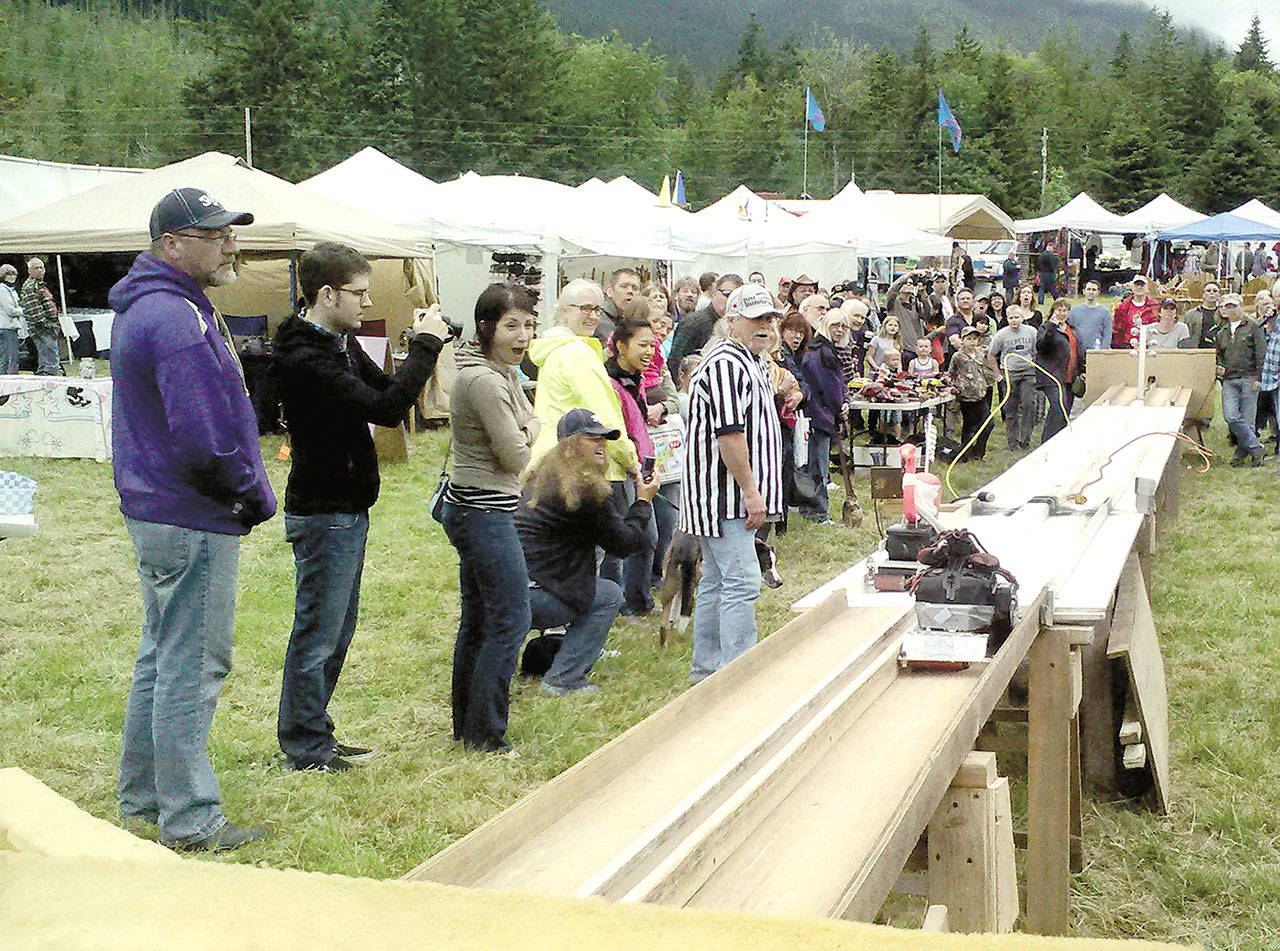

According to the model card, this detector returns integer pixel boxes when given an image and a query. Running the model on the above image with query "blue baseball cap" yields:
[149,188,254,240]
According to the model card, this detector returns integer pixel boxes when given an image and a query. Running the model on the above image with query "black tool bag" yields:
[909,529,1018,649]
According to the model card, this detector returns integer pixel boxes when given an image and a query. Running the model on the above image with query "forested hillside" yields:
[542,0,1166,71]
[1,0,1278,217]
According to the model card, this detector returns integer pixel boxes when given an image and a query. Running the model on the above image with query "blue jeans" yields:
[33,331,59,375]
[800,430,833,519]
[1004,374,1037,448]
[118,517,240,844]
[441,502,530,750]
[690,518,762,684]
[1222,377,1262,457]
[600,480,658,613]
[1038,273,1057,304]
[1039,384,1074,445]
[530,579,623,689]
[278,511,369,767]
[651,481,681,586]
[0,328,17,374]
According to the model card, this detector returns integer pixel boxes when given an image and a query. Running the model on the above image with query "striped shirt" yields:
[679,337,784,537]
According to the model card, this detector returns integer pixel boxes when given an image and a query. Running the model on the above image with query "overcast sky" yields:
[1129,1,1280,49]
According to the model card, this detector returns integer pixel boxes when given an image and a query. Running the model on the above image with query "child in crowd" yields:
[948,325,994,461]
[907,338,940,378]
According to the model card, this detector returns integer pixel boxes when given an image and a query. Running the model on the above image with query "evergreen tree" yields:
[1234,15,1273,73]
[1186,109,1280,210]
[182,0,329,178]
[1110,32,1132,80]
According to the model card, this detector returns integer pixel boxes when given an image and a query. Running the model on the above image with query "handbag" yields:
[428,435,451,523]
[792,411,811,470]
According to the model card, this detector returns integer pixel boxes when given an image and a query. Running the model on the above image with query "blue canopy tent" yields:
[1157,212,1280,242]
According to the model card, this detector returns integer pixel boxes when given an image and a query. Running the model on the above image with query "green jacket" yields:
[1215,317,1265,380]
[527,328,638,481]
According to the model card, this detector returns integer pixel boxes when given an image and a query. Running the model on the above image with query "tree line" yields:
[1,0,1278,217]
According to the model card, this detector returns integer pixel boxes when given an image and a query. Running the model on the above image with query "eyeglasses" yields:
[715,286,737,296]
[829,322,849,330]
[573,303,603,315]
[175,229,236,243]
[337,286,372,302]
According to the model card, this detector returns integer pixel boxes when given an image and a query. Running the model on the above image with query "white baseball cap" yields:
[726,284,782,320]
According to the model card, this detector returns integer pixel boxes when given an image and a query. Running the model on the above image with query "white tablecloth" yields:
[65,308,116,355]
[0,375,112,460]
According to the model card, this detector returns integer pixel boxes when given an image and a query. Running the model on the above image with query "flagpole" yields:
[803,121,809,199]
[937,120,943,234]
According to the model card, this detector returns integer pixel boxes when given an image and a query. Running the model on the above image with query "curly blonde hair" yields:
[521,434,612,512]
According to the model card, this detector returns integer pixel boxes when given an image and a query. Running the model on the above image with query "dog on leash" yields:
[656,530,782,646]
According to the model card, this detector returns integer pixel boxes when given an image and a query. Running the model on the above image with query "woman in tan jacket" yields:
[441,284,539,753]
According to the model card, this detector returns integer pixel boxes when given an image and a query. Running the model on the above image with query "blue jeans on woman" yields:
[799,429,833,520]
[600,480,657,614]
[530,578,623,689]
[277,511,369,768]
[650,481,681,586]
[118,517,240,845]
[0,328,18,374]
[441,501,530,751]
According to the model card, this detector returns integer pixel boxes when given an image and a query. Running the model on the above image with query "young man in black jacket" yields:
[517,409,660,696]
[272,242,446,771]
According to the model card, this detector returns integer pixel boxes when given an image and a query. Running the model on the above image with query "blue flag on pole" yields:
[673,170,686,205]
[938,89,962,152]
[805,87,825,132]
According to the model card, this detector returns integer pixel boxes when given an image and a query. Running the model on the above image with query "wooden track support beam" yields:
[1026,625,1076,935]
[926,752,1017,934]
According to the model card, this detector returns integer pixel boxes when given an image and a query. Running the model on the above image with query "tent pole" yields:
[56,254,71,370]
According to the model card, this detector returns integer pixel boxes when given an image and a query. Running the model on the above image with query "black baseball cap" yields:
[149,188,254,241]
[557,408,620,440]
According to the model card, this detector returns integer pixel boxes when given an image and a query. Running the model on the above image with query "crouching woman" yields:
[516,409,661,696]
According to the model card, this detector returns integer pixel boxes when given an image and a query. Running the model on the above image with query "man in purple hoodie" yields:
[110,188,276,852]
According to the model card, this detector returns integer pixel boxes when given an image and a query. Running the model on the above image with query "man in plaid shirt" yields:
[20,257,61,375]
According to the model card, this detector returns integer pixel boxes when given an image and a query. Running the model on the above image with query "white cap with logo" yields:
[726,284,782,320]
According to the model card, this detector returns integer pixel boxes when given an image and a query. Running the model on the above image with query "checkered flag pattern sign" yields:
[0,471,37,515]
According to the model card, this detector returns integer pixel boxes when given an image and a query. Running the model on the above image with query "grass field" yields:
[3,411,1279,948]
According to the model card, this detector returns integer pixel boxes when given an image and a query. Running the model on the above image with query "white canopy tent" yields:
[1112,193,1206,234]
[688,184,859,286]
[1229,199,1280,231]
[794,181,954,258]
[0,151,432,257]
[1014,193,1129,234]
[0,154,144,222]
[298,146,439,225]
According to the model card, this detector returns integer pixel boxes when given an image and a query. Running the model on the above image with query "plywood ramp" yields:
[407,597,912,892]
[2,851,1191,951]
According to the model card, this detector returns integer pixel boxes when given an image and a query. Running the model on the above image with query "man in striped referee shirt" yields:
[679,284,785,684]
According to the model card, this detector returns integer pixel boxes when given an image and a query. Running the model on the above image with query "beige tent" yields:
[0,150,450,417]
[857,191,1013,240]
[0,151,432,257]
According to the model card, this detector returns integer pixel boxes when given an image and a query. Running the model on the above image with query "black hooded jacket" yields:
[272,315,441,514]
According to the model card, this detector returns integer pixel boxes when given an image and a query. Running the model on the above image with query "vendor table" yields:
[847,394,953,469]
[0,375,112,461]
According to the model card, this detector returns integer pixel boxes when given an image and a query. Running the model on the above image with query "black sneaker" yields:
[332,742,376,763]
[169,822,268,852]
[290,755,355,773]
